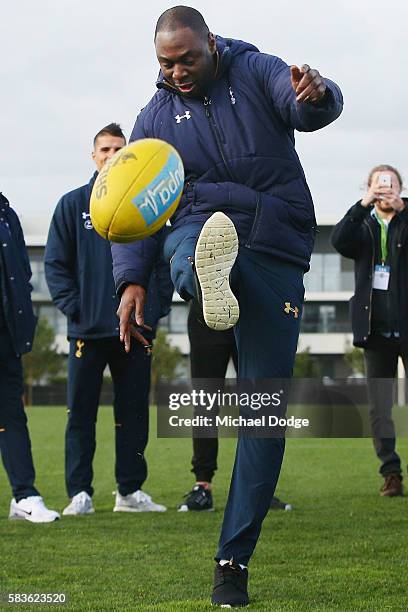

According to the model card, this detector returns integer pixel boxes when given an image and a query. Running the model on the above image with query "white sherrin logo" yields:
[175,111,191,124]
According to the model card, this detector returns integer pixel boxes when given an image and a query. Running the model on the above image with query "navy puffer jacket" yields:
[111,36,343,289]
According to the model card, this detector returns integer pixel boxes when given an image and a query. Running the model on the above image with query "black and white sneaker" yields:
[211,560,249,607]
[195,212,239,331]
[178,484,214,512]
[270,495,293,511]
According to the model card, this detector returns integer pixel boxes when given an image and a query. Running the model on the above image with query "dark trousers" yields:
[66,336,151,498]
[216,251,303,565]
[364,334,408,477]
[188,301,238,483]
[0,327,39,501]
[168,228,303,565]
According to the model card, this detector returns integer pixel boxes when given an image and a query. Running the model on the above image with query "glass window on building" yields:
[340,257,354,291]
[30,256,50,297]
[305,253,354,293]
[35,305,67,335]
[321,254,340,291]
[167,303,188,333]
[304,253,324,291]
[301,302,350,333]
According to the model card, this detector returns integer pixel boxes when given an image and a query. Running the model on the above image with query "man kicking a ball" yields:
[113,6,343,607]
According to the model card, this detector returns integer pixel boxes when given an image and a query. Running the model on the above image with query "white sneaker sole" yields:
[9,513,60,523]
[113,506,167,513]
[195,212,239,331]
[62,507,95,516]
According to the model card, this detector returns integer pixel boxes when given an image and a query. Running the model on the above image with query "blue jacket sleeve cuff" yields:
[111,236,160,292]
[296,79,343,131]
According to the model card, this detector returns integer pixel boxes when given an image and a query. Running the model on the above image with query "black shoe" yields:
[177,485,214,512]
[269,495,292,511]
[211,560,249,607]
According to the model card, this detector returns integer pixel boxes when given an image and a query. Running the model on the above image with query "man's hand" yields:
[290,64,326,104]
[361,181,381,207]
[380,187,405,212]
[361,174,405,211]
[117,284,152,353]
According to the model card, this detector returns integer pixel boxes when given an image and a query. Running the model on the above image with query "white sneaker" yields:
[113,490,167,513]
[195,212,239,330]
[9,496,60,523]
[62,491,94,516]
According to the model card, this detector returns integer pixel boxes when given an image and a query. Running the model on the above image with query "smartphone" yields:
[378,173,392,188]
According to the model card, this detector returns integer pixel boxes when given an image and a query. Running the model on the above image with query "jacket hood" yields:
[0,193,10,208]
[156,36,259,93]
[215,36,259,76]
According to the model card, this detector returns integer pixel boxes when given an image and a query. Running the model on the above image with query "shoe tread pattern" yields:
[195,212,239,331]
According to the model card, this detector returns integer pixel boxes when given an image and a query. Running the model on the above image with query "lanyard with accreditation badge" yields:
[372,212,390,290]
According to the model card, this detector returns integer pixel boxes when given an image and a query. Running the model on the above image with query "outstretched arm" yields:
[250,53,343,132]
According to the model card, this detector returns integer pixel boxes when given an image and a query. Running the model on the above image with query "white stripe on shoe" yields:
[194,212,239,331]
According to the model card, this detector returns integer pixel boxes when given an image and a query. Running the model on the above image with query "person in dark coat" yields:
[0,193,59,523]
[45,123,172,516]
[332,164,408,498]
[112,7,343,606]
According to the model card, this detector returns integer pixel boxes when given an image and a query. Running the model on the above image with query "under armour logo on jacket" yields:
[175,111,191,123]
[82,211,93,230]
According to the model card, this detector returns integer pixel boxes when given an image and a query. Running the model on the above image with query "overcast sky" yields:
[1,0,407,236]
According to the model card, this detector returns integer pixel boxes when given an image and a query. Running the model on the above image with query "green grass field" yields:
[1,406,408,611]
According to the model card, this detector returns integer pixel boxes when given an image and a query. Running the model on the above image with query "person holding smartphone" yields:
[332,164,407,496]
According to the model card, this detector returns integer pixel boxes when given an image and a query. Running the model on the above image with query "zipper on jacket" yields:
[203,97,236,181]
[364,217,375,339]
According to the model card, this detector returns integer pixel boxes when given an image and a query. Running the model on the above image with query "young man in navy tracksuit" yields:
[45,123,172,516]
[0,193,59,523]
[112,8,343,607]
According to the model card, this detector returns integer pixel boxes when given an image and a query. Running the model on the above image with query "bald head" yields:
[155,6,209,41]
[154,6,217,99]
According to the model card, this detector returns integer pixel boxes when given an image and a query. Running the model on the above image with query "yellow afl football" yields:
[90,138,184,242]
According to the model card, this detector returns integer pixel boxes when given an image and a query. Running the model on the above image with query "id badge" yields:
[373,265,390,290]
